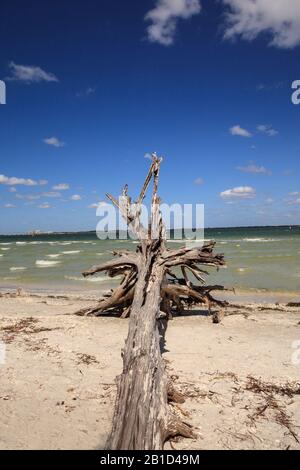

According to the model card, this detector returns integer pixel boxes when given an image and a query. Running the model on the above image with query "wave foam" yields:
[243,238,279,243]
[36,260,61,267]
[10,266,27,271]
[64,275,108,283]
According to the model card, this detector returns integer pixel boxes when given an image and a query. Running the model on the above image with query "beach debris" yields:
[212,310,224,324]
[0,317,60,343]
[74,155,226,450]
[76,353,99,365]
[245,376,300,443]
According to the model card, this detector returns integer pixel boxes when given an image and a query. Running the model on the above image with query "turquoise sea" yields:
[0,226,299,300]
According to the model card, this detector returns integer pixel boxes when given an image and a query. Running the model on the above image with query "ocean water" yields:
[0,226,299,297]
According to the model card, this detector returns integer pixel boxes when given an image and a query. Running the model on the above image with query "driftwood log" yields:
[76,154,226,449]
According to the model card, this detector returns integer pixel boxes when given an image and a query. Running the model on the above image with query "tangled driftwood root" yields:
[75,155,226,450]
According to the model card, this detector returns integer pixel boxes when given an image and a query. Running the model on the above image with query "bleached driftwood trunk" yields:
[77,155,226,449]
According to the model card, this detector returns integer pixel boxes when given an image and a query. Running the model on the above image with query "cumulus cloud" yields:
[42,191,61,198]
[0,174,46,186]
[230,125,252,137]
[38,203,51,209]
[236,163,271,175]
[223,0,300,49]
[257,124,278,136]
[52,183,70,190]
[76,87,96,97]
[220,186,256,199]
[194,177,204,185]
[145,0,201,46]
[70,194,82,201]
[4,204,16,208]
[7,62,59,83]
[88,201,108,209]
[286,196,300,205]
[15,193,41,200]
[43,137,65,147]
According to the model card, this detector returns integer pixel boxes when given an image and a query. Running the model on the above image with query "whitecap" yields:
[243,238,279,243]
[0,242,12,245]
[61,250,81,255]
[1,248,10,251]
[64,275,109,283]
[46,254,61,258]
[16,242,27,246]
[10,267,27,271]
[36,260,61,267]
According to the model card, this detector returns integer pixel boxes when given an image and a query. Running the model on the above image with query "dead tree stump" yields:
[76,154,226,449]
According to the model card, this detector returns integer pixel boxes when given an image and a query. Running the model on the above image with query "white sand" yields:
[0,293,300,450]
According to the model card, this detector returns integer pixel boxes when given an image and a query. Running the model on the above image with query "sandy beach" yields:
[1,290,300,450]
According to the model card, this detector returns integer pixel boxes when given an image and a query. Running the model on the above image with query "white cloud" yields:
[145,0,201,46]
[0,174,46,186]
[4,204,16,208]
[257,124,278,136]
[289,192,300,196]
[88,201,107,209]
[257,81,284,91]
[220,186,256,199]
[70,194,82,201]
[7,62,59,83]
[76,87,96,97]
[15,193,40,200]
[52,183,70,190]
[38,203,51,209]
[42,192,61,198]
[8,187,17,192]
[43,137,65,148]
[236,163,271,175]
[287,198,300,205]
[230,125,252,137]
[15,191,60,200]
[265,197,274,204]
[194,177,204,185]
[223,0,300,49]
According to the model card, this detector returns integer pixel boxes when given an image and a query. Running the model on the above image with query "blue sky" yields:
[0,0,300,234]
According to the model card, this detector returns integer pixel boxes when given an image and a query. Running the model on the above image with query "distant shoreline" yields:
[0,225,299,238]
